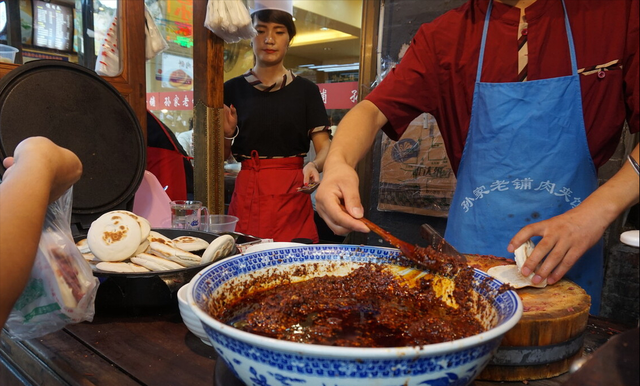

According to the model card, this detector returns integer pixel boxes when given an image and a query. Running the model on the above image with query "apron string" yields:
[250,150,260,170]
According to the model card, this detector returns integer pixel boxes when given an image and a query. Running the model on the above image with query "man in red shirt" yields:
[316,0,639,314]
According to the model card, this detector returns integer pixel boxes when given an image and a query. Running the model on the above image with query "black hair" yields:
[252,9,297,42]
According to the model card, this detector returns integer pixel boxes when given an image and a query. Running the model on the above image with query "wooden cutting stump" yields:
[466,254,591,381]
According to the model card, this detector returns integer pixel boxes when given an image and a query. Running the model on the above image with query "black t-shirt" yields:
[224,75,329,159]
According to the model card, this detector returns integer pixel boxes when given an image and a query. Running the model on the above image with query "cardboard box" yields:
[378,113,457,217]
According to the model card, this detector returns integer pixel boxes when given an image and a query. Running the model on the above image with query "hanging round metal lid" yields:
[0,60,145,224]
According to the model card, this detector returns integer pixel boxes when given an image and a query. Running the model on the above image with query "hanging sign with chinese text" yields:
[316,82,358,110]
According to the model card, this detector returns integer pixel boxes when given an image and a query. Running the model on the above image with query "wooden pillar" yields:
[193,0,225,214]
[117,0,147,137]
[348,0,381,245]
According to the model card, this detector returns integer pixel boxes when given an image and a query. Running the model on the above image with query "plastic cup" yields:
[203,215,238,233]
[0,44,19,64]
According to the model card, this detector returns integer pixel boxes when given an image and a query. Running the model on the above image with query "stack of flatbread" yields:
[77,210,235,273]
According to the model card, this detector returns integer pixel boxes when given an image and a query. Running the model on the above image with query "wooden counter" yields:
[0,308,634,386]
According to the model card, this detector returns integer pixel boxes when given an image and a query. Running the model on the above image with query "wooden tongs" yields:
[341,205,467,275]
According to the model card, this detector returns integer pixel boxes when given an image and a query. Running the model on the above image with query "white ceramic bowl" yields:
[189,245,523,386]
[177,283,211,346]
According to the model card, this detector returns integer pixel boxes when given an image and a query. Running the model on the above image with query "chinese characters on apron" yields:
[445,0,603,313]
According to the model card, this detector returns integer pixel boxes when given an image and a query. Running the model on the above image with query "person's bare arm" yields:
[315,100,389,235]
[223,104,238,160]
[0,137,82,325]
[303,131,331,185]
[509,143,640,285]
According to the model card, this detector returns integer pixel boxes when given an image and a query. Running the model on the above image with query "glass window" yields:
[0,0,121,75]
[143,0,362,158]
[145,0,194,138]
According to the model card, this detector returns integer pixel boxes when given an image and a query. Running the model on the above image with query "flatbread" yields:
[147,231,175,247]
[76,238,91,254]
[134,239,150,256]
[201,235,236,264]
[148,241,202,267]
[131,253,185,271]
[96,261,150,273]
[113,210,151,242]
[173,236,209,252]
[82,252,99,262]
[486,265,546,289]
[87,211,142,262]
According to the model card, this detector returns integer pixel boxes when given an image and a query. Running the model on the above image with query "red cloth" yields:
[228,155,318,243]
[367,0,639,173]
[146,112,192,201]
[146,146,187,201]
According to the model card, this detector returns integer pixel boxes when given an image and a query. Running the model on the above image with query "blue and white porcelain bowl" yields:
[188,245,522,386]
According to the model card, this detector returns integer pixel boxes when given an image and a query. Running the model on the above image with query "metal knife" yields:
[419,223,467,263]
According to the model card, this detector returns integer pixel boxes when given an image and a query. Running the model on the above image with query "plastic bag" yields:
[145,4,168,60]
[95,15,120,76]
[205,0,256,43]
[4,188,100,340]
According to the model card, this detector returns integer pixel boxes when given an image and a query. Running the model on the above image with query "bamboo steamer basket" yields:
[466,254,590,381]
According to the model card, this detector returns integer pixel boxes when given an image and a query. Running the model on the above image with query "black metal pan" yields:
[78,229,237,314]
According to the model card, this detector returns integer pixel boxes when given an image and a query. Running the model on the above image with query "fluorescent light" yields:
[299,62,359,72]
[317,65,359,72]
[291,29,356,47]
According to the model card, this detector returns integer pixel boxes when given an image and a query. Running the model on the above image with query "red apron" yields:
[146,147,188,201]
[229,151,318,243]
[146,113,192,201]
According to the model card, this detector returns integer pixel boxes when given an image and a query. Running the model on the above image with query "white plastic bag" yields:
[145,5,168,60]
[5,188,100,340]
[95,15,120,76]
[205,0,256,43]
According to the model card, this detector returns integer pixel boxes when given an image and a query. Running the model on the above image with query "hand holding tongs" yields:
[338,205,467,275]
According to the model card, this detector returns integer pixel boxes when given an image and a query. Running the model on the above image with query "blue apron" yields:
[444,0,602,314]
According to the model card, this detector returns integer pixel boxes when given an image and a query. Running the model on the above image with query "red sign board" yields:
[317,81,359,110]
[147,91,193,111]
[146,81,358,111]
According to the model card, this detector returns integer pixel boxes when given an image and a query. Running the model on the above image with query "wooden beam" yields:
[115,0,147,139]
[193,0,225,214]
[350,0,381,244]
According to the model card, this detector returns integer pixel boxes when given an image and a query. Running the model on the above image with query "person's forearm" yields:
[324,101,387,170]
[0,161,55,324]
[0,137,82,325]
[224,139,232,160]
[581,144,640,225]
[309,133,331,172]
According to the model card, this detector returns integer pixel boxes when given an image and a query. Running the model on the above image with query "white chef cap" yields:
[249,0,293,16]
